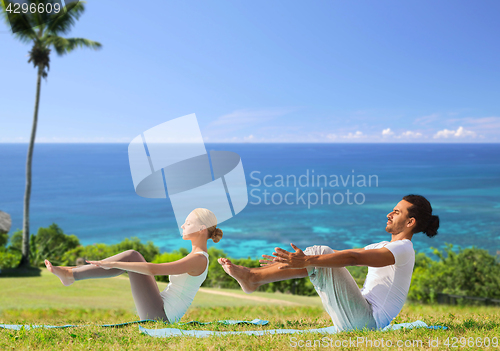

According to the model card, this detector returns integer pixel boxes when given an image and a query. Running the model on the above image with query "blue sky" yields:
[1,0,500,143]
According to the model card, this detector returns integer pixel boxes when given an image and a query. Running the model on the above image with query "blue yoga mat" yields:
[139,320,448,338]
[0,319,268,331]
[0,319,154,331]
[181,319,268,326]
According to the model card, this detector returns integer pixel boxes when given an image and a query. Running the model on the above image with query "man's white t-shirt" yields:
[360,239,415,329]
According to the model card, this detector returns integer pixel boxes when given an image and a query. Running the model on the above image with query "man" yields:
[218,194,439,331]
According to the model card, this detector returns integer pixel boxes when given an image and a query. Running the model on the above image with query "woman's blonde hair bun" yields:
[193,208,222,243]
[212,227,223,243]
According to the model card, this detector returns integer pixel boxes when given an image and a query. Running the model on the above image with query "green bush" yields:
[8,230,22,252]
[0,231,8,248]
[1,229,21,268]
[0,249,21,269]
[408,244,500,303]
[32,224,80,266]
[8,224,80,267]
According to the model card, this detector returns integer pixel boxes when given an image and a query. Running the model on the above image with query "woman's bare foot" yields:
[45,259,75,286]
[217,258,259,294]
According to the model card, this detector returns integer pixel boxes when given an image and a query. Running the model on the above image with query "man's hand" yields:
[86,260,115,270]
[261,243,308,270]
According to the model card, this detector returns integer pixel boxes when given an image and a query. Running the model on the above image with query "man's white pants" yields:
[304,245,377,332]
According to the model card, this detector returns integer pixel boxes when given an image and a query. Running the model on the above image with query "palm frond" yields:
[3,0,101,74]
[0,0,38,41]
[47,36,101,55]
[35,0,67,31]
[45,0,85,35]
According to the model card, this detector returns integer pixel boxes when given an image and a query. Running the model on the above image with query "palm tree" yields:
[1,1,102,267]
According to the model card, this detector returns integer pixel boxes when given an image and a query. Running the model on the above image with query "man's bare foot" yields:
[45,259,75,286]
[217,258,259,294]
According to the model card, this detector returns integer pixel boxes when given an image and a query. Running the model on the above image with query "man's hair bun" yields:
[424,215,439,238]
[402,194,439,237]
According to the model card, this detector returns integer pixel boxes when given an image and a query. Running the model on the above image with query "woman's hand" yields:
[259,256,275,266]
[262,243,308,269]
[86,260,116,270]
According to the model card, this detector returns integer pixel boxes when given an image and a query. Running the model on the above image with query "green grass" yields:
[1,269,500,350]
[0,269,322,312]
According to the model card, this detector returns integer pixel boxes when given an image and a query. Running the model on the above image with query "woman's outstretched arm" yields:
[87,253,207,276]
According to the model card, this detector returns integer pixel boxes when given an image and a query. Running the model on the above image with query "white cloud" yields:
[434,129,457,138]
[434,126,476,139]
[401,131,422,138]
[343,131,364,139]
[454,126,476,137]
[382,128,394,136]
[448,117,500,139]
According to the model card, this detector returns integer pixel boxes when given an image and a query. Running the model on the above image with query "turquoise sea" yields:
[1,143,499,258]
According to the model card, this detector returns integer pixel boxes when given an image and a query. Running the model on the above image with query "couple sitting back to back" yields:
[46,194,438,331]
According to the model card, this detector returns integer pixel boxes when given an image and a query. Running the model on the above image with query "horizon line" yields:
[1,141,499,144]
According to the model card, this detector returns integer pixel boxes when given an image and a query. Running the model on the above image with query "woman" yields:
[45,208,222,323]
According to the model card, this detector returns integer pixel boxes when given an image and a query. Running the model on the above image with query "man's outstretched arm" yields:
[268,243,395,269]
[307,247,395,268]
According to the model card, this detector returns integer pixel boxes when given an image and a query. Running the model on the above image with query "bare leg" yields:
[45,260,74,286]
[218,258,308,294]
[44,250,140,285]
[45,250,168,321]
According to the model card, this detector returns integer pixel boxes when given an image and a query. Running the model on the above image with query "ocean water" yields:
[1,143,499,259]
